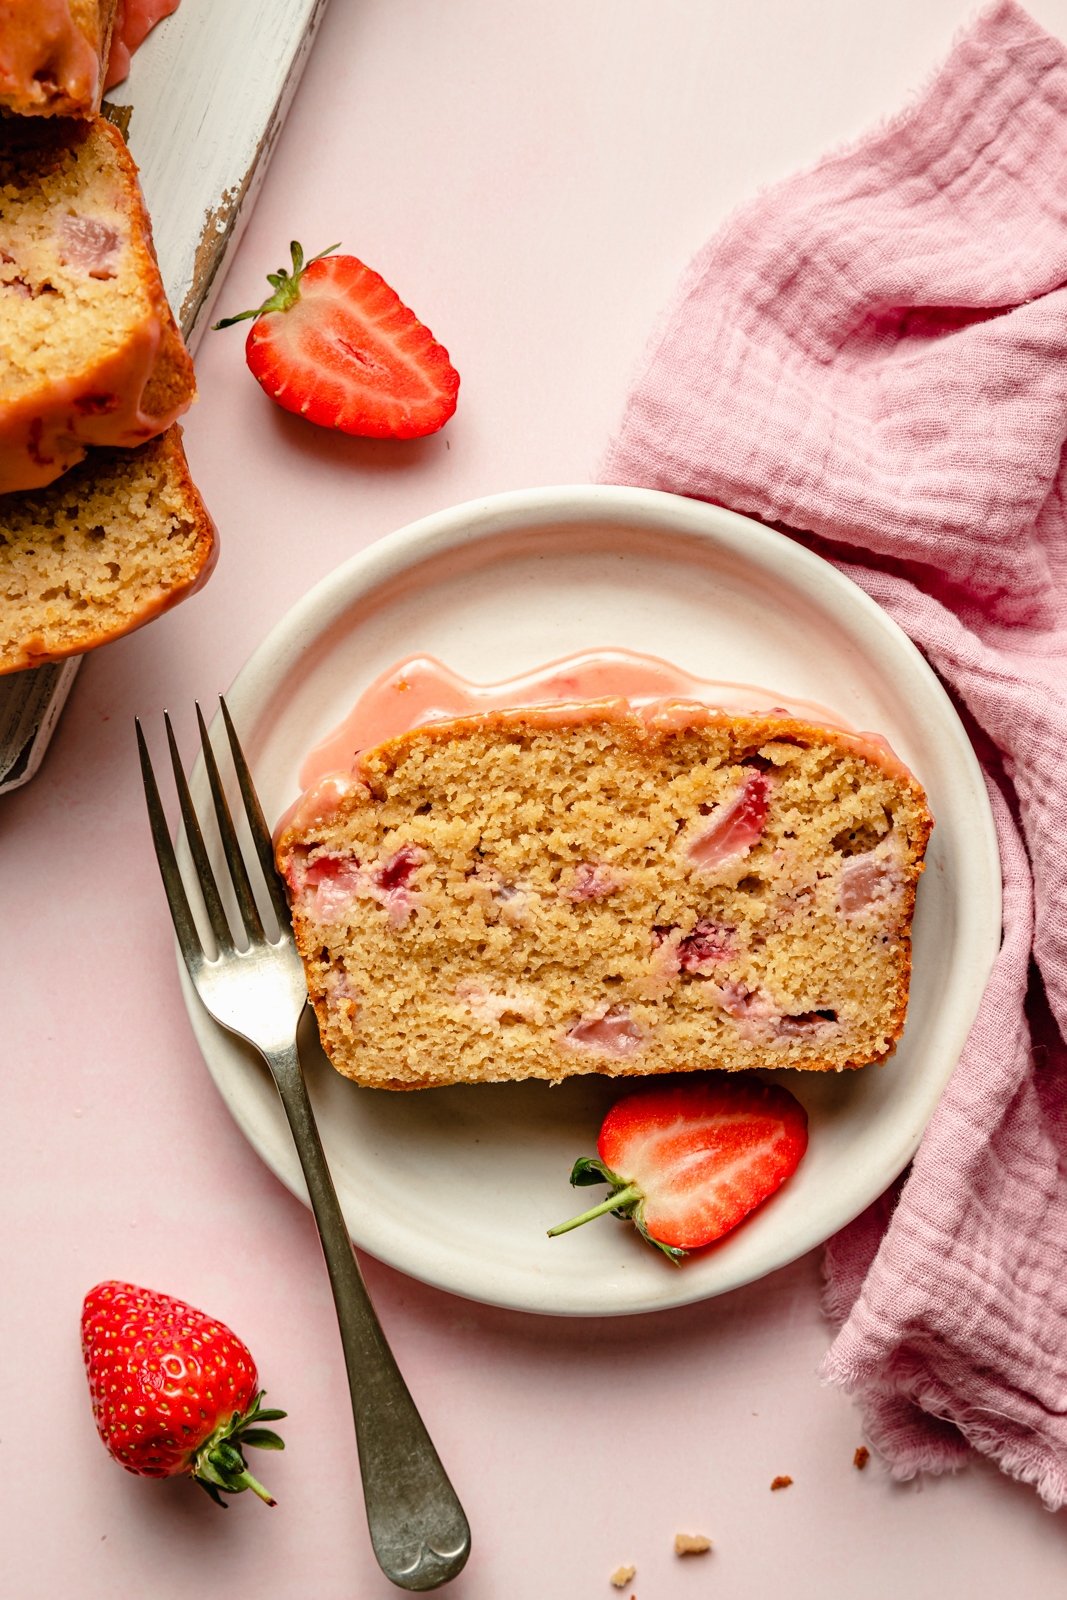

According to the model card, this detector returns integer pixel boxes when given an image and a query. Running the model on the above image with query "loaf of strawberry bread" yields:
[275,707,932,1089]
[0,425,215,673]
[0,113,195,494]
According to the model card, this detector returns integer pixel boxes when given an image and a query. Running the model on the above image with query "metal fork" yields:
[136,699,471,1592]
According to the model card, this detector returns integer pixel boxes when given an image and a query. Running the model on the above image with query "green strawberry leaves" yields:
[240,1428,285,1450]
[192,1391,288,1507]
[569,1156,621,1188]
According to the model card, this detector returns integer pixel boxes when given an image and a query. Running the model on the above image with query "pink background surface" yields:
[5,1,1067,1595]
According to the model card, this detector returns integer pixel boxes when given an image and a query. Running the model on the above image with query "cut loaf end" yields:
[0,425,215,672]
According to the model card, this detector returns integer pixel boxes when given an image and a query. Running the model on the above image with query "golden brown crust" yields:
[356,703,928,794]
[98,116,198,422]
[140,308,197,419]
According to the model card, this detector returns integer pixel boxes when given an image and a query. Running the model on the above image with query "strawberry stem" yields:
[212,240,342,329]
[232,1468,277,1507]
[547,1182,643,1236]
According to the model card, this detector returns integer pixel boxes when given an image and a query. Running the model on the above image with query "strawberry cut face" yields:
[600,1082,807,1248]
[549,1077,808,1259]
[242,253,460,440]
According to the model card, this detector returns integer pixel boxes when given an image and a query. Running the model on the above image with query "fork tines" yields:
[136,698,289,962]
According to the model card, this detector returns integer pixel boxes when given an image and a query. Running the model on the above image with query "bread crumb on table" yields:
[854,1446,870,1470]
[770,1475,794,1491]
[609,1565,636,1588]
[674,1533,713,1555]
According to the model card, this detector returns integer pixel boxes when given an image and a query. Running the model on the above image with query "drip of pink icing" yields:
[0,284,192,494]
[0,0,101,111]
[0,0,180,110]
[277,650,915,839]
[298,650,860,788]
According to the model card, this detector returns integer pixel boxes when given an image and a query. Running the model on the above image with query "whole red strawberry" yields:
[548,1077,808,1262]
[81,1282,285,1506]
[214,241,460,439]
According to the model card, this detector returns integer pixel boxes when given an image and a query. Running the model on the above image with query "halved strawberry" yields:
[214,242,459,439]
[548,1077,808,1262]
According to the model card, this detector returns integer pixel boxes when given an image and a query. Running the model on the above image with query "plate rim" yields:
[180,483,1003,1317]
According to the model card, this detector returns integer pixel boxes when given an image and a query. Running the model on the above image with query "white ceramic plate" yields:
[182,486,1001,1317]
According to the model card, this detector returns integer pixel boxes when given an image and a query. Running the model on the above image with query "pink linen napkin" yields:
[599,0,1067,1507]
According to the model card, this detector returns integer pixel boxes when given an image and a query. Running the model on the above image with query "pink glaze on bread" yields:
[0,0,180,116]
[0,0,115,117]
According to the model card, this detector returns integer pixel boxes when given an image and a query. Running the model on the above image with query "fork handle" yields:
[267,1039,471,1592]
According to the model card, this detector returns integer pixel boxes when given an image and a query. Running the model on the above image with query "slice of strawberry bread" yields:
[275,708,933,1089]
[0,113,195,493]
[0,425,215,672]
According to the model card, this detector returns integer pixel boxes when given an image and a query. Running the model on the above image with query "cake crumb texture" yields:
[0,425,215,672]
[770,1475,794,1491]
[853,1445,870,1470]
[277,712,932,1089]
[609,1564,636,1587]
